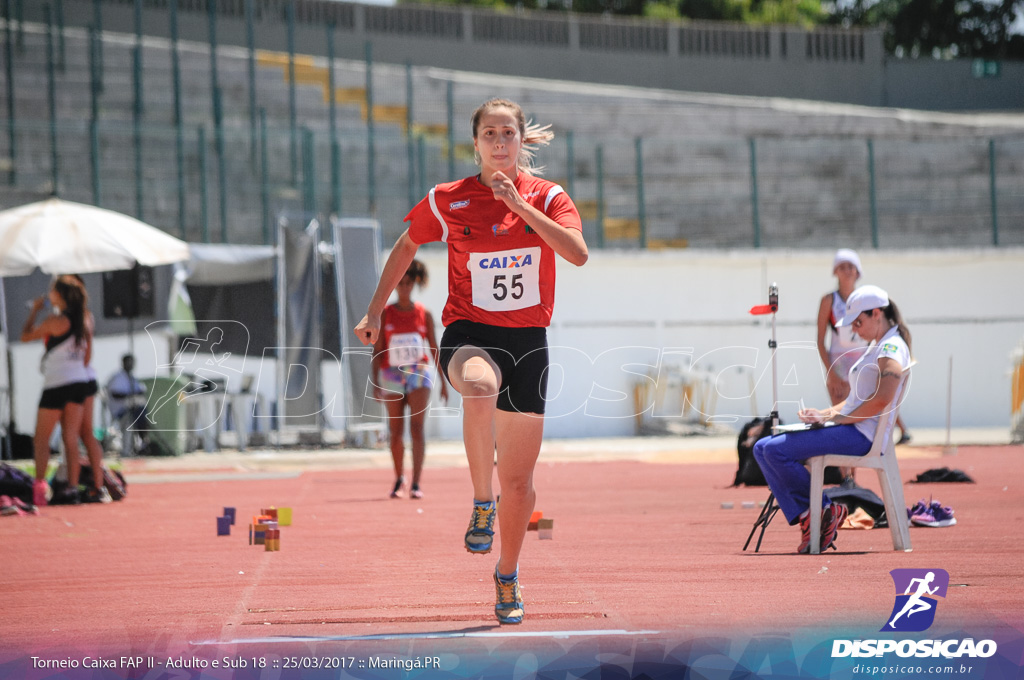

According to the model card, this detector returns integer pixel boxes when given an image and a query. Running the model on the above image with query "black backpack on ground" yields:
[733,417,771,486]
[0,462,35,505]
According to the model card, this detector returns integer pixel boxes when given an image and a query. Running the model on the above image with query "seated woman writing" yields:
[753,285,912,554]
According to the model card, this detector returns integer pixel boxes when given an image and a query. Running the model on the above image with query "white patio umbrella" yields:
[0,198,191,457]
[0,197,190,276]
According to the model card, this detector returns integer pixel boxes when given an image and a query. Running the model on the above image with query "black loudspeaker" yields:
[102,265,154,319]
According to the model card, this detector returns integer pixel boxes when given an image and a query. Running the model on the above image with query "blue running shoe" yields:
[493,568,524,624]
[465,500,496,554]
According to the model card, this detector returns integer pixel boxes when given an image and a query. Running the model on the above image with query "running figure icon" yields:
[889,571,939,628]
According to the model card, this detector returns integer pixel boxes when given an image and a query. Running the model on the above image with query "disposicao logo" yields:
[831,569,998,660]
[883,568,948,632]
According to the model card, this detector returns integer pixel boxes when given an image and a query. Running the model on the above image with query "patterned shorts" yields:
[378,365,435,396]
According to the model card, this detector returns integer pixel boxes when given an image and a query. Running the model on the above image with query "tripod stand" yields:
[743,284,783,552]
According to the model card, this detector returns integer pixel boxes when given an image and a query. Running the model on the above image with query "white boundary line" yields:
[193,629,660,645]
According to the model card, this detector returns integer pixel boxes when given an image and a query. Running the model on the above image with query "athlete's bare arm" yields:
[489,171,588,266]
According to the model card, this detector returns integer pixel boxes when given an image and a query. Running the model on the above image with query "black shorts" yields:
[39,381,91,410]
[439,320,548,415]
[82,379,98,398]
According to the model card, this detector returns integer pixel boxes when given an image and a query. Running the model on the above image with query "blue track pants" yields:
[752,424,872,524]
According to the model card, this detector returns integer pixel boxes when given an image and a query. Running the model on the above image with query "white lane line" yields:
[193,629,661,645]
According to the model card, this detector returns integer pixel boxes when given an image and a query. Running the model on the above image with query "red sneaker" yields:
[820,503,849,551]
[797,512,812,554]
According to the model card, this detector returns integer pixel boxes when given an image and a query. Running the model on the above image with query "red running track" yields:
[3,444,1022,676]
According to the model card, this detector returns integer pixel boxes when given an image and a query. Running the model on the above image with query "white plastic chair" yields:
[808,362,915,555]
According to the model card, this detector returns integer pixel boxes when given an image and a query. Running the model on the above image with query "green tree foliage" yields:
[829,0,1024,58]
[678,0,825,25]
[403,0,1022,57]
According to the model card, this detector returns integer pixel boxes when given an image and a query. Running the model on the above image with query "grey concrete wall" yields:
[884,58,1024,111]
[24,0,1022,110]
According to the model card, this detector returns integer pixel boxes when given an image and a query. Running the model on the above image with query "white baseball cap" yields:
[838,285,889,326]
[833,248,862,277]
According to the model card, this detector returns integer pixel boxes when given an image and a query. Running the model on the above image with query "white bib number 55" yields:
[468,247,542,312]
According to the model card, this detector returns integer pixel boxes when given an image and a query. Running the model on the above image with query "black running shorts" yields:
[39,381,91,410]
[439,320,549,415]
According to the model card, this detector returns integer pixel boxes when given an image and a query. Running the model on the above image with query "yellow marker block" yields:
[276,507,292,526]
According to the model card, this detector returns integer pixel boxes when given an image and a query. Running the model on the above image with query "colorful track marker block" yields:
[223,507,236,525]
[537,518,554,540]
[217,516,231,536]
[527,511,543,531]
[250,523,266,545]
[276,507,292,526]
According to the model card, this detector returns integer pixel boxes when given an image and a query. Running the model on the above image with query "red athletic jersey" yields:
[381,302,430,369]
[405,174,582,328]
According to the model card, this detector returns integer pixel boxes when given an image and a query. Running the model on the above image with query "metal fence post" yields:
[89,24,100,205]
[260,108,270,245]
[133,45,143,220]
[55,0,64,71]
[867,139,879,248]
[327,23,341,216]
[566,130,575,198]
[749,137,761,248]
[303,128,316,216]
[365,41,376,215]
[90,120,101,206]
[595,144,604,249]
[45,4,59,195]
[216,87,227,243]
[406,62,416,209]
[287,0,297,186]
[989,139,999,246]
[246,0,257,164]
[208,0,218,121]
[417,134,427,199]
[3,0,16,185]
[635,137,646,249]
[446,80,455,181]
[198,127,210,243]
[92,0,102,91]
[133,0,142,115]
[133,0,144,215]
[170,0,185,239]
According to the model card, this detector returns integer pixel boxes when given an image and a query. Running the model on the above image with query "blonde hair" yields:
[471,98,553,175]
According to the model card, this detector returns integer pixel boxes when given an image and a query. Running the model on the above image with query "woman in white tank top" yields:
[816,251,911,484]
[816,249,868,406]
[21,276,94,505]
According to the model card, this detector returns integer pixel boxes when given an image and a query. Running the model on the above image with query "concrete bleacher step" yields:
[3,24,1018,248]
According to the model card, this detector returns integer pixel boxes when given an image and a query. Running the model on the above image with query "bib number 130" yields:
[469,247,542,312]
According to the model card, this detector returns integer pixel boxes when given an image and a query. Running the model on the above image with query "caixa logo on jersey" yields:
[831,569,998,660]
[477,252,533,269]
